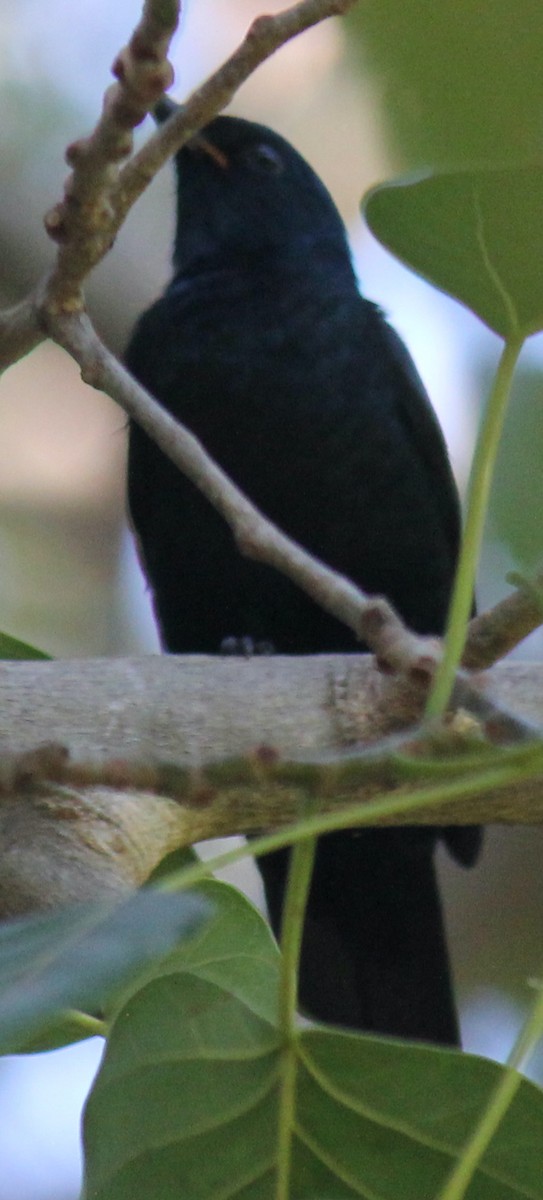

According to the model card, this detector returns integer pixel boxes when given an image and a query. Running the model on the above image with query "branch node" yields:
[248,14,276,42]
[408,654,439,685]
[111,49,174,103]
[43,205,67,242]
[0,742,69,796]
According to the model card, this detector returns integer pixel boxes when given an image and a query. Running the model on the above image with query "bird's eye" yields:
[242,142,284,175]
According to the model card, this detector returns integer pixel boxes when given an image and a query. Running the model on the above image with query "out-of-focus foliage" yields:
[346,0,543,169]
[0,892,209,1056]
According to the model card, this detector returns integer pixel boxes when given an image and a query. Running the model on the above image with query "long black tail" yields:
[258,826,462,1046]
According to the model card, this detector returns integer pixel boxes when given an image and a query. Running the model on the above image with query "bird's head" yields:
[154,100,351,277]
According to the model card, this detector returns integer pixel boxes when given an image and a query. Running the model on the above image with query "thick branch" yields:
[0,655,542,917]
[0,654,541,782]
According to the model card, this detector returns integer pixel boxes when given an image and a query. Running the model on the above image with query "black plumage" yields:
[126,109,480,1044]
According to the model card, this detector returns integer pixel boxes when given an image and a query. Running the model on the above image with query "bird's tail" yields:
[259,826,460,1046]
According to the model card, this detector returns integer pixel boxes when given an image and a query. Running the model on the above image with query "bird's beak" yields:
[153,97,230,169]
[186,134,230,170]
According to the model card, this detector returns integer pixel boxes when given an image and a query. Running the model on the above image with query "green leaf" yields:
[0,630,51,660]
[0,890,209,1055]
[346,1,543,169]
[105,879,280,1033]
[83,881,281,1199]
[8,1012,104,1056]
[146,845,199,884]
[294,1032,543,1199]
[364,167,543,339]
[83,882,543,1200]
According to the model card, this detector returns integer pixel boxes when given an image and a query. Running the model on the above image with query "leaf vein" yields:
[293,1123,382,1199]
[473,186,519,337]
[298,1041,542,1196]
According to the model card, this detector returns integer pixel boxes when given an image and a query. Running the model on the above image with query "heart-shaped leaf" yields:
[364,167,543,339]
[83,881,543,1200]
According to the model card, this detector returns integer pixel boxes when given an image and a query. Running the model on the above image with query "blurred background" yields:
[1,0,543,1195]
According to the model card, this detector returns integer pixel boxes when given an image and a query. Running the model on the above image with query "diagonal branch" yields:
[43,0,180,313]
[48,308,440,676]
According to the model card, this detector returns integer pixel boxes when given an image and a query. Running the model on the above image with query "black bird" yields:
[126,107,480,1045]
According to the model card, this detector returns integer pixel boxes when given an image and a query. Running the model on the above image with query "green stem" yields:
[436,982,543,1200]
[276,833,317,1200]
[61,1009,108,1038]
[158,754,542,894]
[278,834,317,1034]
[157,746,543,896]
[426,335,524,719]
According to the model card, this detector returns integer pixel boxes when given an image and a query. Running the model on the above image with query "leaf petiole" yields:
[426,334,524,718]
[436,981,543,1200]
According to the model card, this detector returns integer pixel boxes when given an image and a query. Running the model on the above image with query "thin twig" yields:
[42,0,180,313]
[463,574,543,669]
[116,0,359,220]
